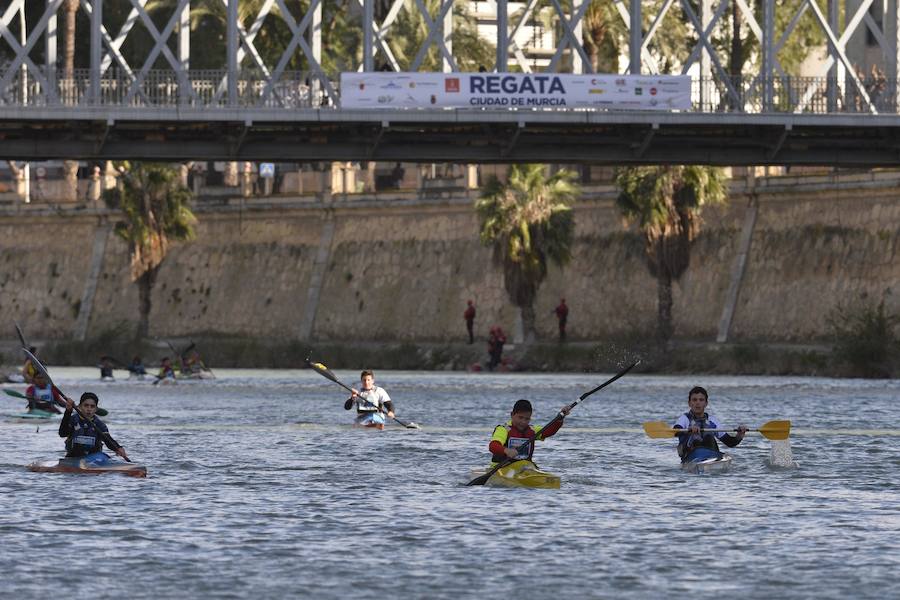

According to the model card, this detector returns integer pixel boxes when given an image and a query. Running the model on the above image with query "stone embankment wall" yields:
[1,171,898,345]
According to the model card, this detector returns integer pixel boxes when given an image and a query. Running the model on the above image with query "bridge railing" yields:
[2,68,897,115]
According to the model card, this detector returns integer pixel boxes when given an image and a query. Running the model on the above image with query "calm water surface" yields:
[2,368,898,599]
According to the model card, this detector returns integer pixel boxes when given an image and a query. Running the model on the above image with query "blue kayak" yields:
[682,447,733,474]
[28,452,147,477]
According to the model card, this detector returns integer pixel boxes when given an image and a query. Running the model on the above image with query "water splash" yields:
[767,439,799,469]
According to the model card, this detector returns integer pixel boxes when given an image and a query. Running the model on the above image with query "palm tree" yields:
[476,164,579,343]
[614,165,727,343]
[103,163,197,339]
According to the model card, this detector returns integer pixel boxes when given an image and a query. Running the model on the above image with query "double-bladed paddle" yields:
[466,360,641,487]
[4,388,108,416]
[22,349,128,460]
[305,356,421,429]
[642,420,791,440]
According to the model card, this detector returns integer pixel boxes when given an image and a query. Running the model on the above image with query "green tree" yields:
[615,165,727,343]
[476,164,579,342]
[103,163,197,339]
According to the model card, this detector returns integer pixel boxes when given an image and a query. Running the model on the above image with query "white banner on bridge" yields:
[340,72,691,111]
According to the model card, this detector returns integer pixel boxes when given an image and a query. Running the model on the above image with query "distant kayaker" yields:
[22,346,39,384]
[488,399,571,465]
[157,357,176,381]
[128,356,147,377]
[25,372,63,414]
[98,356,115,380]
[59,392,130,461]
[674,386,747,461]
[344,370,394,427]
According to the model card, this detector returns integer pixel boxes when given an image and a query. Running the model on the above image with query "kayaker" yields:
[674,386,747,461]
[128,356,147,377]
[59,392,130,461]
[25,372,63,414]
[22,346,39,384]
[488,399,571,465]
[98,356,115,380]
[157,357,176,381]
[344,370,394,427]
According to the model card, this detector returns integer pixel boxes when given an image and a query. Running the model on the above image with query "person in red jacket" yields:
[554,298,569,342]
[488,399,571,465]
[25,372,63,414]
[463,300,476,344]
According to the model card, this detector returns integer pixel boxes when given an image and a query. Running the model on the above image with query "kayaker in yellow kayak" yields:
[488,399,571,464]
[22,346,39,384]
[344,370,394,428]
[59,393,130,462]
[674,386,747,461]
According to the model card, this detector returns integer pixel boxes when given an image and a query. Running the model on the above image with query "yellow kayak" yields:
[469,459,561,489]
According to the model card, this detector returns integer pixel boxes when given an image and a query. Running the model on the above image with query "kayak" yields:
[681,447,733,474]
[10,409,60,423]
[28,452,147,478]
[469,459,561,489]
[354,412,385,430]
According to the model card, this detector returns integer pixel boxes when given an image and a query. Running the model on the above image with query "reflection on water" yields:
[2,369,899,599]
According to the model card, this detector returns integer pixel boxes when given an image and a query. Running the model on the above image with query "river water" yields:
[1,368,898,599]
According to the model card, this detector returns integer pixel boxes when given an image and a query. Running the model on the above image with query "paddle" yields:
[14,321,28,349]
[305,356,421,429]
[466,360,641,486]
[642,419,791,441]
[22,349,128,460]
[4,388,108,416]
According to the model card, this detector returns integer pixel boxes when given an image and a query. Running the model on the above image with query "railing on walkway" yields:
[2,68,898,115]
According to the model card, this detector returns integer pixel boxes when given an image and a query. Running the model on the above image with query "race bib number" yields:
[508,436,531,459]
[73,435,96,446]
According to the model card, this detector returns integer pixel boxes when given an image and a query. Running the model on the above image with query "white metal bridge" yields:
[2,0,900,165]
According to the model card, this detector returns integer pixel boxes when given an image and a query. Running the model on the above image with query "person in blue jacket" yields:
[58,392,130,461]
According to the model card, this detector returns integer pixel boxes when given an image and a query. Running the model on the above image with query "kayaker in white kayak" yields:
[344,370,394,427]
[674,386,747,461]
[25,372,63,414]
[488,399,571,465]
[59,392,130,461]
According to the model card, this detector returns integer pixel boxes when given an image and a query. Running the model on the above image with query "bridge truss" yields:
[1,0,900,165]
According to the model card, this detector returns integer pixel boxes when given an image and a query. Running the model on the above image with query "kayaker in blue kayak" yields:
[25,372,63,414]
[488,399,571,465]
[344,370,394,427]
[674,386,747,461]
[58,393,130,461]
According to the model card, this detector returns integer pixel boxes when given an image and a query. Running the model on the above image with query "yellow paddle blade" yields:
[758,420,791,440]
[642,421,678,438]
[313,362,326,370]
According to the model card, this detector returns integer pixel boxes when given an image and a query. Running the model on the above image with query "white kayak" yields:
[681,448,733,474]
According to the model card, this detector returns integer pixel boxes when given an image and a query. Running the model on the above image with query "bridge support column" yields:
[629,0,642,74]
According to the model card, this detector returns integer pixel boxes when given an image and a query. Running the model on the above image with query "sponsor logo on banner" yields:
[445,78,460,92]
[650,87,657,96]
